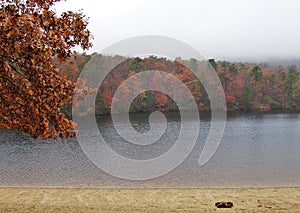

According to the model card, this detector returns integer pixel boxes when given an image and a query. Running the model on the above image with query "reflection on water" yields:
[0,112,299,188]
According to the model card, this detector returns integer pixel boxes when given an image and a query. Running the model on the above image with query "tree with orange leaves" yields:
[0,0,92,138]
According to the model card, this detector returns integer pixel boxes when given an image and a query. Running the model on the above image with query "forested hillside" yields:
[58,53,300,115]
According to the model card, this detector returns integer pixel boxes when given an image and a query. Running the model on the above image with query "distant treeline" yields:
[57,53,300,115]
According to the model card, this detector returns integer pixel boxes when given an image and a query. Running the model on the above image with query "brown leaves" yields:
[0,0,92,139]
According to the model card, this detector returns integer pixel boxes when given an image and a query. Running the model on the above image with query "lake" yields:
[0,111,299,188]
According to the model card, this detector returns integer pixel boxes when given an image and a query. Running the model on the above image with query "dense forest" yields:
[58,53,300,116]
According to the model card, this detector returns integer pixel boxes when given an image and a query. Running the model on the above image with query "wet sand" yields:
[0,187,299,212]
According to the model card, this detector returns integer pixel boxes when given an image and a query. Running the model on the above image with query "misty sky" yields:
[55,0,300,62]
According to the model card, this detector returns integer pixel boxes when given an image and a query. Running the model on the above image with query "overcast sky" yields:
[55,0,300,62]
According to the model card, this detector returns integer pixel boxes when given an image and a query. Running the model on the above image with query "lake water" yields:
[0,112,299,188]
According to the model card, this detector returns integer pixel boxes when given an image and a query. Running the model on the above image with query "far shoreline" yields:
[69,108,300,119]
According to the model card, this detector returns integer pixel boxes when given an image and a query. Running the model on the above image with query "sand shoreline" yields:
[0,187,299,212]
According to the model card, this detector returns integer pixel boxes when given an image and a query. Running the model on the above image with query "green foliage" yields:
[238,63,247,71]
[241,85,254,107]
[285,68,299,94]
[208,59,218,70]
[78,54,92,71]
[188,58,198,71]
[263,95,272,103]
[228,64,238,74]
[130,91,157,112]
[266,73,276,84]
[95,91,106,114]
[129,57,146,72]
[251,66,263,82]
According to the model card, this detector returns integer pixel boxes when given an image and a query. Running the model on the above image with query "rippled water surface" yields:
[0,112,299,188]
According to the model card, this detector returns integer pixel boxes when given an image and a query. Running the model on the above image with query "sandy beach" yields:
[0,187,299,212]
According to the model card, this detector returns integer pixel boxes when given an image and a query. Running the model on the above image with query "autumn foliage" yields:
[0,0,92,138]
[1,1,299,139]
[61,54,300,115]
